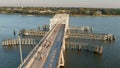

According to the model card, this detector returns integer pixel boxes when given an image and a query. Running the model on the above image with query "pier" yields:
[2,38,37,46]
[68,26,93,32]
[20,29,48,37]
[67,32,115,41]
[65,42,103,54]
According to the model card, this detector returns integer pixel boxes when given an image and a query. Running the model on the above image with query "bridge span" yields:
[18,14,69,68]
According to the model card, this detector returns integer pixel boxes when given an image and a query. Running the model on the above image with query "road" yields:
[25,24,65,68]
[43,24,65,68]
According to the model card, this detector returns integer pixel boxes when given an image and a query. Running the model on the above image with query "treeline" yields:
[0,7,120,16]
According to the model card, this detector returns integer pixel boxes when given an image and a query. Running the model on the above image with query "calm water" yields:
[65,16,120,68]
[0,14,120,68]
[0,14,50,68]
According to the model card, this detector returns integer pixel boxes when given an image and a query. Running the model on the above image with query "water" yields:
[65,16,120,68]
[0,14,50,68]
[0,15,120,68]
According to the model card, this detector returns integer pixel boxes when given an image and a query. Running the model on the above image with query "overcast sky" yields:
[0,0,120,8]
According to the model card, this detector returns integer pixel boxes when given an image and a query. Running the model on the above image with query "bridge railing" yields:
[18,24,58,68]
[56,25,65,68]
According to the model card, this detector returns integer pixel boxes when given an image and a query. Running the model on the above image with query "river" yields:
[0,14,120,68]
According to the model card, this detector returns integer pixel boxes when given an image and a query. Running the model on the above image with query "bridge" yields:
[18,13,115,68]
[18,14,69,68]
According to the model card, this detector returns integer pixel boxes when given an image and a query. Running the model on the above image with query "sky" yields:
[0,0,120,8]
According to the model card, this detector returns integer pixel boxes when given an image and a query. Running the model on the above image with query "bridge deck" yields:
[21,24,65,68]
[44,24,65,68]
[18,14,69,68]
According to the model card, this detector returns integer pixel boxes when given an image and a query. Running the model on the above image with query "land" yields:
[0,7,120,16]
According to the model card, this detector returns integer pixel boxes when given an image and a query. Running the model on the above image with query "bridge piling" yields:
[66,43,103,54]
[2,38,37,46]
[67,32,115,41]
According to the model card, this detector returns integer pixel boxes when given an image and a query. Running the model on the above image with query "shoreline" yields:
[70,14,120,17]
[0,7,120,17]
[0,13,120,17]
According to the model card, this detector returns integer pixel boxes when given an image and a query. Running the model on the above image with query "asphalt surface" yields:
[44,24,65,68]
[26,24,65,68]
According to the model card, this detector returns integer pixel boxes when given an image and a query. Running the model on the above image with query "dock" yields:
[65,42,103,54]
[20,29,48,37]
[68,26,93,32]
[2,38,37,46]
[67,32,115,41]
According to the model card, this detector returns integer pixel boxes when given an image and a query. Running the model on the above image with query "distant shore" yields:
[71,14,120,17]
[0,7,120,16]
[1,13,120,17]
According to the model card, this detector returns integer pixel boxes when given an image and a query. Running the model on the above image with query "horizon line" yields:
[0,6,120,9]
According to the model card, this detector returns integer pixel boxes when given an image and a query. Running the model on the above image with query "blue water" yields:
[65,16,120,68]
[0,14,120,68]
[0,14,50,68]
